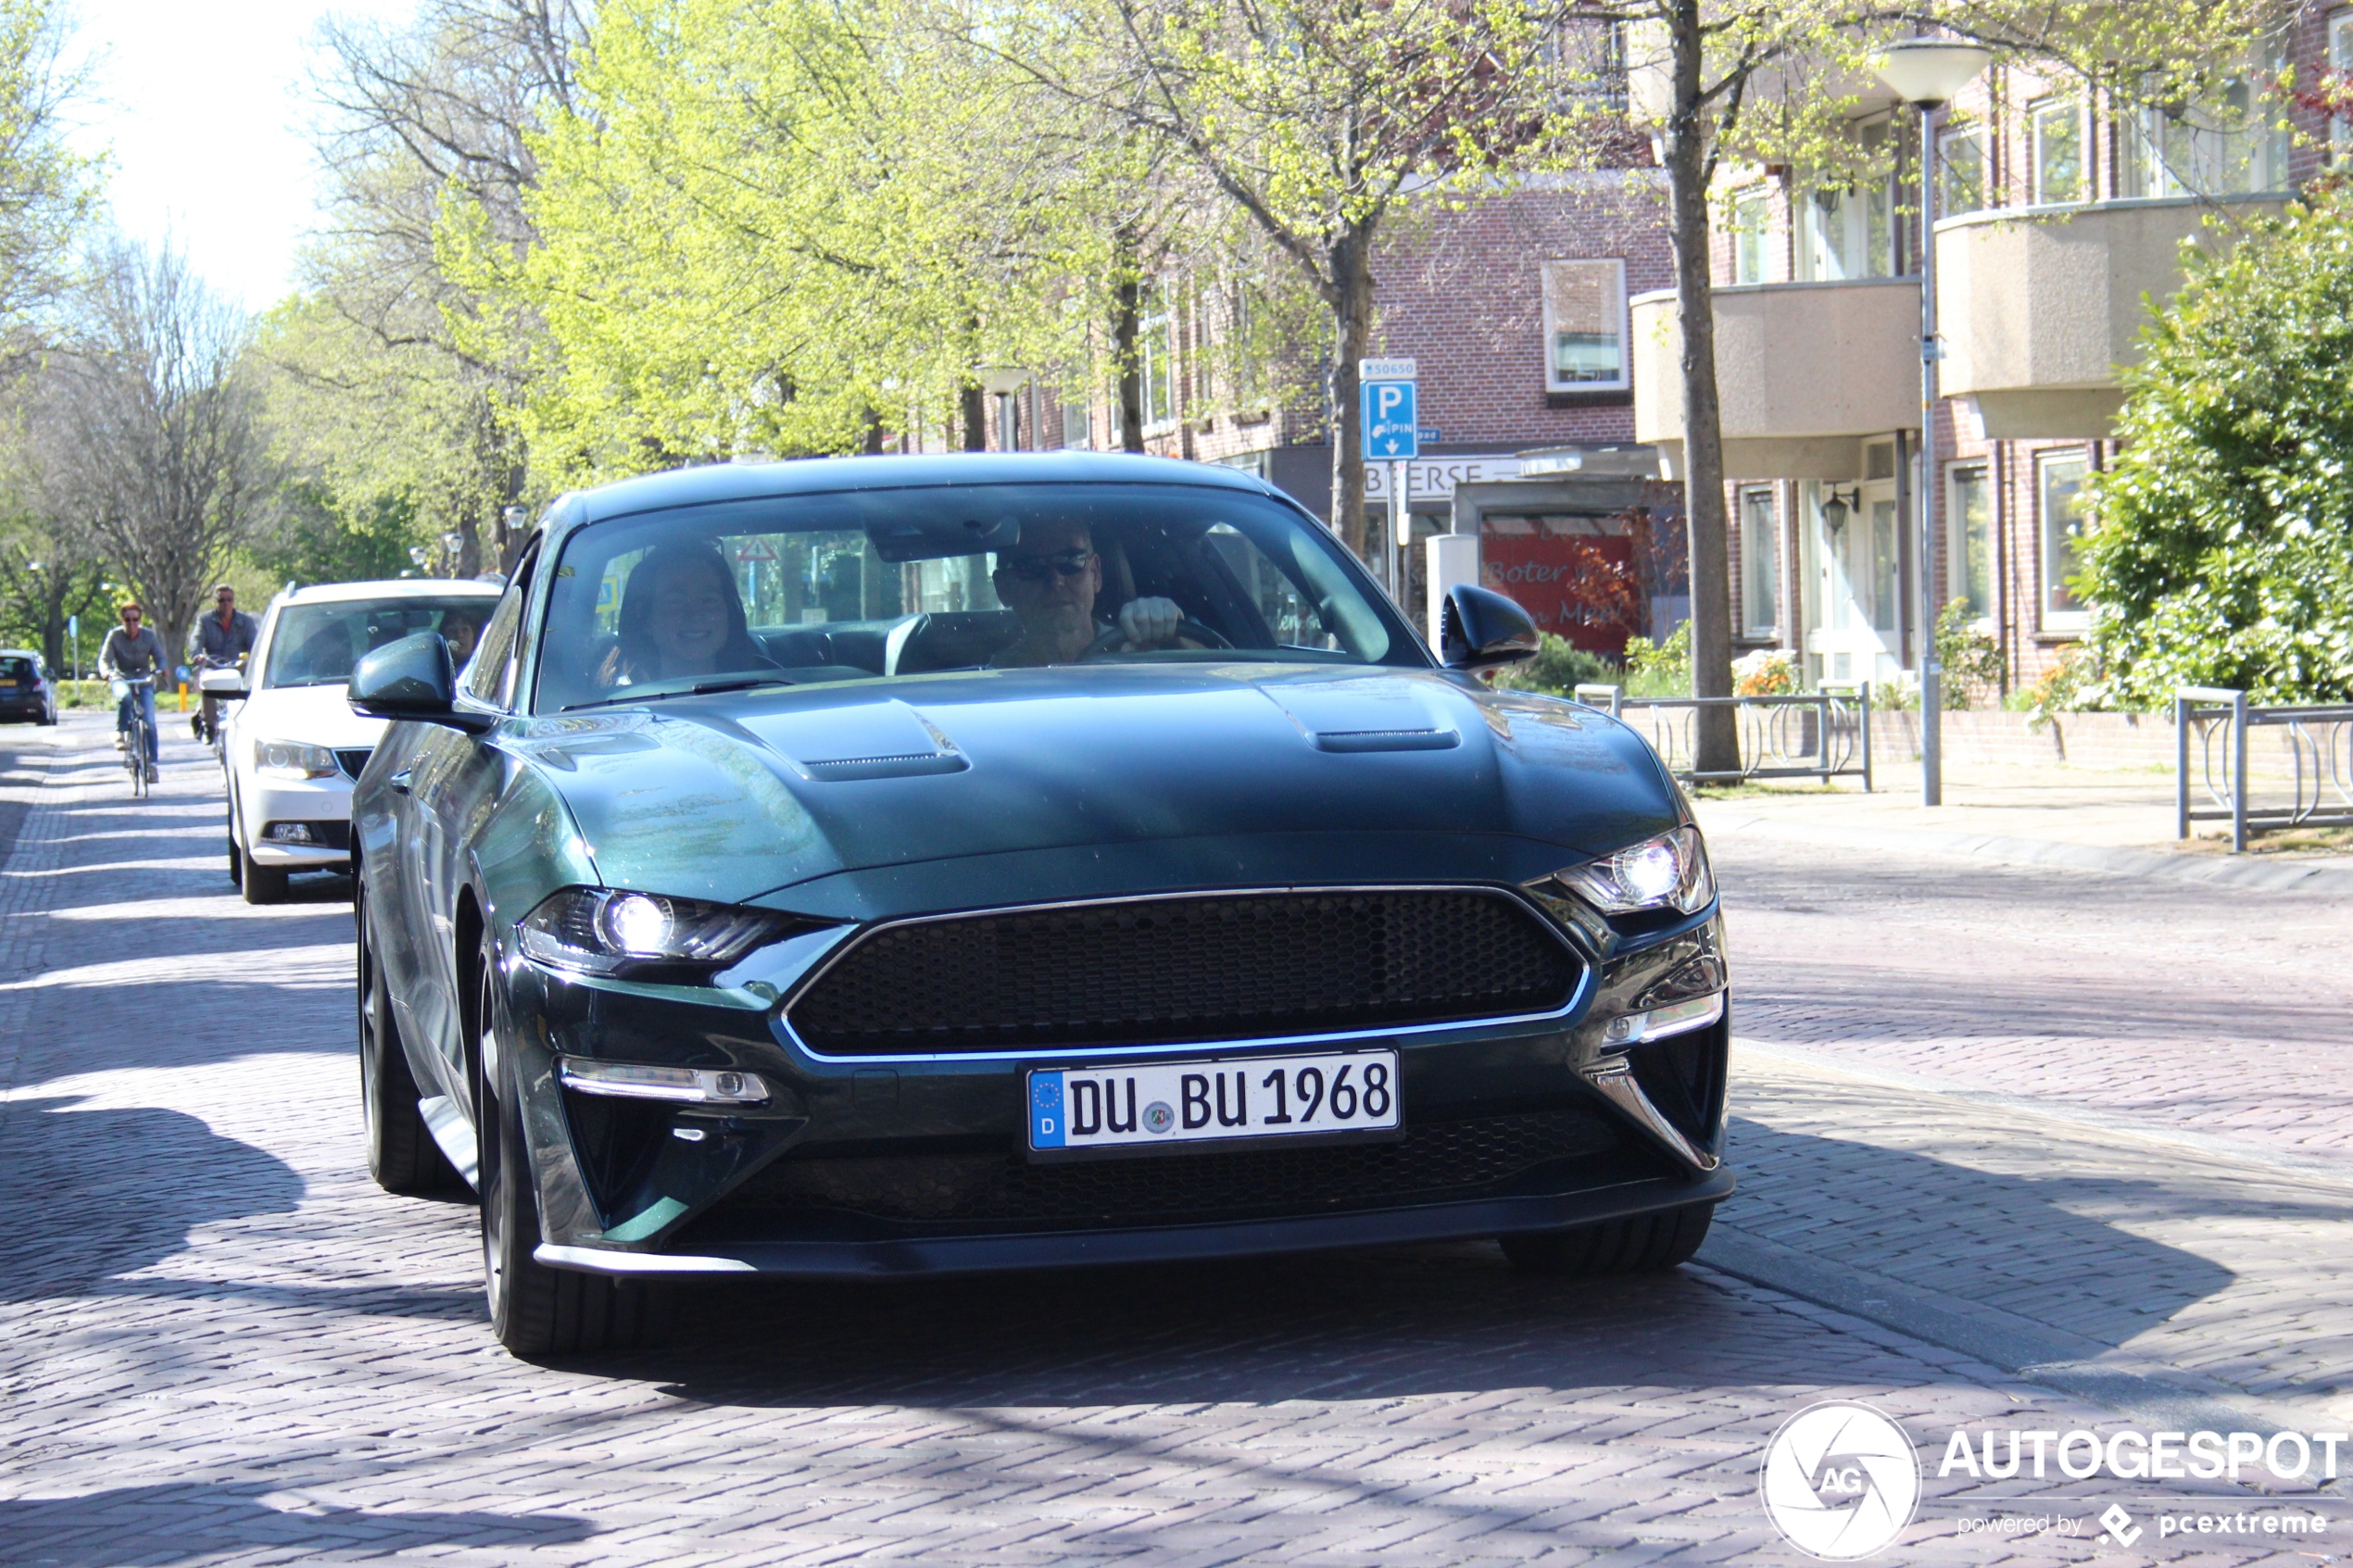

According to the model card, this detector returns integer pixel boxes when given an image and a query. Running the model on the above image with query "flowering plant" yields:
[1732,646,1798,697]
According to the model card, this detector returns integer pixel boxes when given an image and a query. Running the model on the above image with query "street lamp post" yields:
[441,530,466,577]
[1875,39,1989,809]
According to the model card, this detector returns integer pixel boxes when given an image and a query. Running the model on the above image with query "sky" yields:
[66,0,416,313]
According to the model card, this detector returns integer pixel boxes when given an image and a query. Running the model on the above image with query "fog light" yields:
[265,822,317,845]
[1599,992,1723,1049]
[559,1059,772,1104]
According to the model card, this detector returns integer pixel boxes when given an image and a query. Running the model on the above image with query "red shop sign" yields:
[1481,534,1641,655]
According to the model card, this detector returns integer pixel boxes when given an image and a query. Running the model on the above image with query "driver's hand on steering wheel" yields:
[1115,596,1186,650]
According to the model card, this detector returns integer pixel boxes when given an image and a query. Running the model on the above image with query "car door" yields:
[402,548,540,1102]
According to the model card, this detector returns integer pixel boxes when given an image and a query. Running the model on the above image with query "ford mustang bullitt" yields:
[348,452,1731,1354]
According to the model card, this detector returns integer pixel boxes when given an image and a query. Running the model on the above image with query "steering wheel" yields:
[1080,617,1234,659]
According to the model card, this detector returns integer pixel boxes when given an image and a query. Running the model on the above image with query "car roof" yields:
[275,578,505,607]
[570,452,1282,525]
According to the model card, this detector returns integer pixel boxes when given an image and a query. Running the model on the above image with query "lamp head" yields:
[1872,39,1993,108]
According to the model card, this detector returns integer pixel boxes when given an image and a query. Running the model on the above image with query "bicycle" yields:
[112,673,157,797]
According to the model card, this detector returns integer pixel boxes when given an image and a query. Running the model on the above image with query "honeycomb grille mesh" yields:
[788,890,1579,1056]
[706,1109,1636,1231]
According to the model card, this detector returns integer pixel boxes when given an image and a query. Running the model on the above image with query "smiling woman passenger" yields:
[599,542,776,687]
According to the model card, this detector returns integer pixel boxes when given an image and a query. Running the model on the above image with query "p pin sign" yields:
[1358,358,1418,461]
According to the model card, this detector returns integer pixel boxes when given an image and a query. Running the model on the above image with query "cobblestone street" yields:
[3,715,2348,1566]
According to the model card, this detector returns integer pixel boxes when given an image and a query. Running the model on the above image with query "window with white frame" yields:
[1730,188,1773,284]
[1800,121,1896,281]
[1541,259,1629,392]
[1140,285,1177,427]
[1948,462,1994,622]
[2031,97,2086,205]
[1739,487,1780,636]
[2334,13,2353,158]
[2120,47,2289,197]
[1939,124,1988,216]
[1061,397,1092,450]
[2039,452,2091,625]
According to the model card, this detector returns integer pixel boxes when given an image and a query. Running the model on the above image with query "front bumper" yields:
[493,901,1733,1280]
[537,1168,1734,1279]
[242,772,353,866]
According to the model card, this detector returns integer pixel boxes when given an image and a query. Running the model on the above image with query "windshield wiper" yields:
[563,675,797,713]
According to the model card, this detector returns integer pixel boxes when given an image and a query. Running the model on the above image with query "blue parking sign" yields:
[1361,379,1419,460]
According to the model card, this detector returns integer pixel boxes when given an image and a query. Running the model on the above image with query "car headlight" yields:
[518,886,800,975]
[254,739,340,779]
[1554,825,1715,915]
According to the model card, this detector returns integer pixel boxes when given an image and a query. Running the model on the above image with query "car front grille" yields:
[334,747,372,779]
[786,888,1581,1057]
[690,1107,1646,1234]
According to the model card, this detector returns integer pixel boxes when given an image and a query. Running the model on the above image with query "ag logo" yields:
[1759,1401,1920,1559]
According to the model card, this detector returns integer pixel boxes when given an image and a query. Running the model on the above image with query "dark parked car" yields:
[0,649,58,724]
[350,453,1730,1354]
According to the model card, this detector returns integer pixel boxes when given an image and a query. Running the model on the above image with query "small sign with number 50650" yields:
[1027,1049,1401,1153]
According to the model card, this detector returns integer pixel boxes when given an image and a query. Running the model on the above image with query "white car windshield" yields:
[535,482,1411,713]
[264,598,497,689]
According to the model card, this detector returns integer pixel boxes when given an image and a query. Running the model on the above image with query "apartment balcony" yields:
[1934,194,2288,439]
[1630,278,1919,480]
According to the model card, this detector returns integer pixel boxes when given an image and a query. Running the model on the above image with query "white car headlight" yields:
[519,887,801,974]
[254,739,340,779]
[1554,825,1715,915]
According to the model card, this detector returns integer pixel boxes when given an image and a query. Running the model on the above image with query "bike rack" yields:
[2175,686,2353,852]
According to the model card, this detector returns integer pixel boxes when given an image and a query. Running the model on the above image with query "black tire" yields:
[241,846,287,904]
[227,805,243,887]
[1500,1201,1716,1278]
[474,932,670,1355]
[358,889,459,1196]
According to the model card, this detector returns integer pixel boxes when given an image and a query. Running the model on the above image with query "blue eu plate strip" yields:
[1029,1072,1066,1149]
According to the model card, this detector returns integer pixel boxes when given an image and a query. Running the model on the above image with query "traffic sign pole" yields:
[1358,358,1419,590]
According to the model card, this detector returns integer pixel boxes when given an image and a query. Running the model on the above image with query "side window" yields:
[467,543,539,707]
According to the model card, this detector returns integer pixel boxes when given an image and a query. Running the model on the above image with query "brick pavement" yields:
[0,715,2345,1565]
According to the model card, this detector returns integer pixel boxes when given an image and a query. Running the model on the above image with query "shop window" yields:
[1541,259,1628,392]
[2039,452,2090,626]
[2032,97,2085,205]
[1948,463,1994,622]
[1740,487,1779,636]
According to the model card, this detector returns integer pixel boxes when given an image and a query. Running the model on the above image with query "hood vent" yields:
[1311,728,1460,754]
[801,752,970,782]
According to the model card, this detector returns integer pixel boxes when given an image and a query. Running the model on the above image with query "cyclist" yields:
[186,583,258,742]
[100,601,165,783]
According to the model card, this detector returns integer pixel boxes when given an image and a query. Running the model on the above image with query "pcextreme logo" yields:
[1759,1401,1922,1560]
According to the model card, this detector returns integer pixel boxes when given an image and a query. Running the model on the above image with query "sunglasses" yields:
[998,548,1094,584]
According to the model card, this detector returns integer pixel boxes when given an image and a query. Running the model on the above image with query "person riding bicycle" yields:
[185,583,258,742]
[100,601,165,782]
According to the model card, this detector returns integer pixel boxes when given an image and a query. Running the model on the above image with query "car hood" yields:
[235,683,389,751]
[507,663,1678,909]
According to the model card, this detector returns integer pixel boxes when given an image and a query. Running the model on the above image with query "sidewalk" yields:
[1690,757,2353,893]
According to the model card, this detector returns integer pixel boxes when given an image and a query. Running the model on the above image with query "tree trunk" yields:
[1662,0,1739,777]
[1326,228,1377,560]
[1113,227,1146,453]
[960,383,988,453]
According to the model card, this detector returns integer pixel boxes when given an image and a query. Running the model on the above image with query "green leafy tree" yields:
[2081,186,2353,705]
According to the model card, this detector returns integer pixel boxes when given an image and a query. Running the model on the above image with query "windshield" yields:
[535,481,1413,713]
[263,597,498,690]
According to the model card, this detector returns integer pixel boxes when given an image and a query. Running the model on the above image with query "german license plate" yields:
[1027,1049,1400,1153]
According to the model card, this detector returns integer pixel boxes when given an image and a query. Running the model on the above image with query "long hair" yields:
[612,542,763,682]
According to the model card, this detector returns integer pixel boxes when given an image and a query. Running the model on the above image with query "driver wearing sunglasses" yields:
[989,521,1192,668]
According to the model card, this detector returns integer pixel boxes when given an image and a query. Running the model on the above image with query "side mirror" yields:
[1440,585,1541,672]
[197,667,246,697]
[349,632,494,733]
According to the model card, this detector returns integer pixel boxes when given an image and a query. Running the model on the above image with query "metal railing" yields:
[2175,686,2353,852]
[1575,684,1873,790]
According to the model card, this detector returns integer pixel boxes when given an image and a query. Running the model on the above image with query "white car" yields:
[219,578,503,903]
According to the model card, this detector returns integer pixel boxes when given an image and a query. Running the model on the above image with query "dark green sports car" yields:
[349,453,1730,1355]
